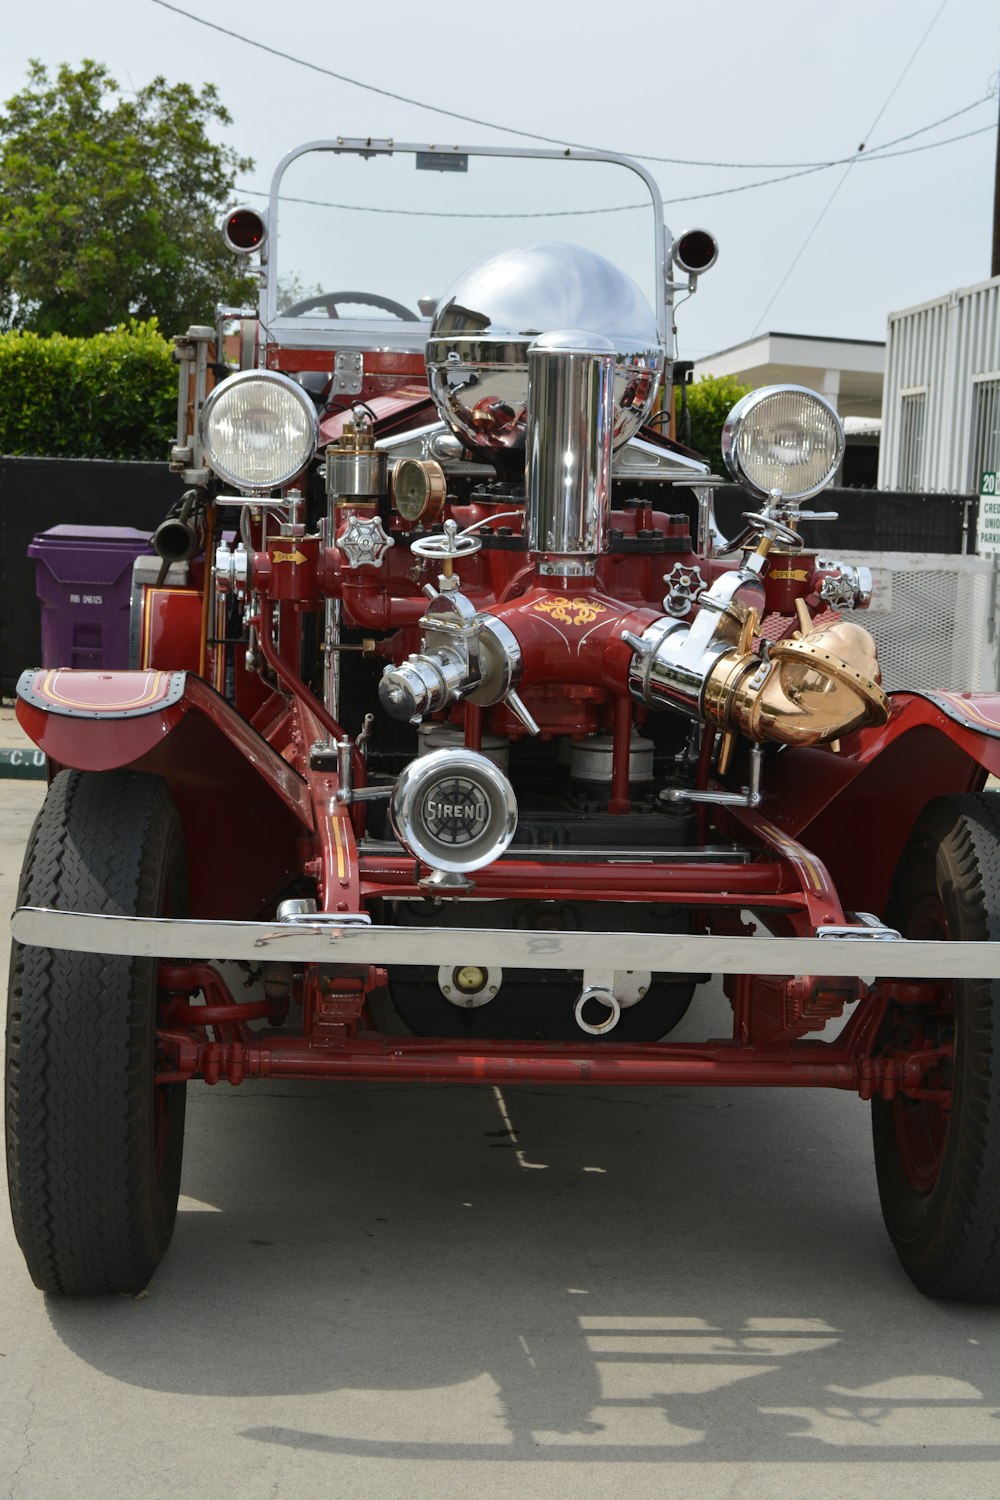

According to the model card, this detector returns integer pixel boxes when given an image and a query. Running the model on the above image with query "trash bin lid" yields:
[28,525,152,552]
[28,526,154,585]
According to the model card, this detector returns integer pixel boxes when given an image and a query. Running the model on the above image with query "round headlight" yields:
[721,385,844,502]
[390,748,517,875]
[201,370,318,493]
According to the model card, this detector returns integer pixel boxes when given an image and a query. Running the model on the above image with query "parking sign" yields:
[977,471,1000,555]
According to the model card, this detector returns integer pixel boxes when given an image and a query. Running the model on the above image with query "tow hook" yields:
[574,985,621,1035]
[573,968,651,1035]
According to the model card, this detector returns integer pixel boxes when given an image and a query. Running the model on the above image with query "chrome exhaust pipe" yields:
[527,331,615,578]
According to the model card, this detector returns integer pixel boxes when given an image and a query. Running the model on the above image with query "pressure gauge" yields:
[392,457,446,523]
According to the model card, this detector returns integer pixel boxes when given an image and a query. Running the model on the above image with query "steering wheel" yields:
[282,290,418,320]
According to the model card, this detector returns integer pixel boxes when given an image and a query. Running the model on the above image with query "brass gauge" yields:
[392,457,446,524]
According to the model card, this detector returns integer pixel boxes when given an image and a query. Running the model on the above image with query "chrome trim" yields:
[574,986,621,1035]
[13,907,1000,980]
[626,563,767,718]
[276,898,372,927]
[426,242,663,456]
[615,438,711,482]
[325,448,387,499]
[527,332,615,565]
[373,423,711,485]
[336,513,394,569]
[815,922,901,941]
[671,228,719,279]
[358,840,751,862]
[720,385,845,504]
[388,748,518,873]
[818,562,874,611]
[438,963,502,1008]
[692,480,730,559]
[200,369,318,494]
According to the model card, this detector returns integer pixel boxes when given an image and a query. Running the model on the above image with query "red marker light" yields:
[223,208,267,254]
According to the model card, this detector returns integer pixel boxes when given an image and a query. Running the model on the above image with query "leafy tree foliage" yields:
[0,322,176,459]
[685,374,752,476]
[0,61,255,337]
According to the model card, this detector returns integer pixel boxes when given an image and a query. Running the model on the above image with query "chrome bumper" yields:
[11,905,1000,980]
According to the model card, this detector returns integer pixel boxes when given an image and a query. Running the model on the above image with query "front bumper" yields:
[12,905,1000,980]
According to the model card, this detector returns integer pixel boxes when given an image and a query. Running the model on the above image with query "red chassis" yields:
[14,661,1000,1100]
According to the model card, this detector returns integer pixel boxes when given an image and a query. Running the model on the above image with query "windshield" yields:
[264,143,666,341]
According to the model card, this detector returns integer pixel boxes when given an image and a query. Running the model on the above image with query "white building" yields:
[692,331,885,419]
[693,332,885,486]
[878,275,1000,493]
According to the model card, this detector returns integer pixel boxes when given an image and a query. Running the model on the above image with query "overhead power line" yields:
[750,0,954,336]
[233,121,996,219]
[241,191,652,218]
[150,0,995,173]
[665,123,996,204]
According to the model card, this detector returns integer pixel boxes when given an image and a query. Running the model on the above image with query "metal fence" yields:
[711,485,975,555]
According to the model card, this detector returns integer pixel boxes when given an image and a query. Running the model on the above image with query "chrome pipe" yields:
[526,331,615,575]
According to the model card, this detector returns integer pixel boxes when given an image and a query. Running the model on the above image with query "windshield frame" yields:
[260,139,672,356]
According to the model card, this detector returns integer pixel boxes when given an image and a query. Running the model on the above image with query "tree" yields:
[685,374,752,477]
[0,61,256,337]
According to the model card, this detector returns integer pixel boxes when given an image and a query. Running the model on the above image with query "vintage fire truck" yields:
[7,141,1000,1301]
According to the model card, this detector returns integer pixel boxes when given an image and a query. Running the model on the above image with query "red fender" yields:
[757,691,1000,918]
[15,668,314,919]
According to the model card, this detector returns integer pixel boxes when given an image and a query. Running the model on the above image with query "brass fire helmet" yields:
[704,616,890,748]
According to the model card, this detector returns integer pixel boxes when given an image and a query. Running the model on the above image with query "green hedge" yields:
[686,374,752,477]
[0,321,176,460]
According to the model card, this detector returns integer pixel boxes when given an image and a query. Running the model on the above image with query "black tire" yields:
[873,793,1000,1302]
[5,770,188,1294]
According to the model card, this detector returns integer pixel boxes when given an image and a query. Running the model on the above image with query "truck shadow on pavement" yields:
[44,1079,1000,1464]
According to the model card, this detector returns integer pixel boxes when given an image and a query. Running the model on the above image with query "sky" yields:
[2,0,998,361]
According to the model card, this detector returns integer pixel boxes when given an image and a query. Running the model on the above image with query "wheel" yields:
[6,770,188,1294]
[282,289,418,320]
[872,793,1000,1302]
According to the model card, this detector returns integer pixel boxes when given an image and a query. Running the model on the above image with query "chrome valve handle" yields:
[409,519,482,562]
[741,511,804,549]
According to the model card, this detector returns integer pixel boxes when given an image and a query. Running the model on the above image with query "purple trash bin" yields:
[27,525,154,670]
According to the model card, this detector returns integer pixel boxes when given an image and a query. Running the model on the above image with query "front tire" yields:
[873,793,1000,1302]
[5,770,188,1294]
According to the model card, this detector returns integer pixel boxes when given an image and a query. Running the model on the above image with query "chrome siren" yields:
[389,748,518,880]
[425,243,663,453]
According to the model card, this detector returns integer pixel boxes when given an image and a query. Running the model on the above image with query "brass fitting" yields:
[704,618,889,748]
[330,420,375,453]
